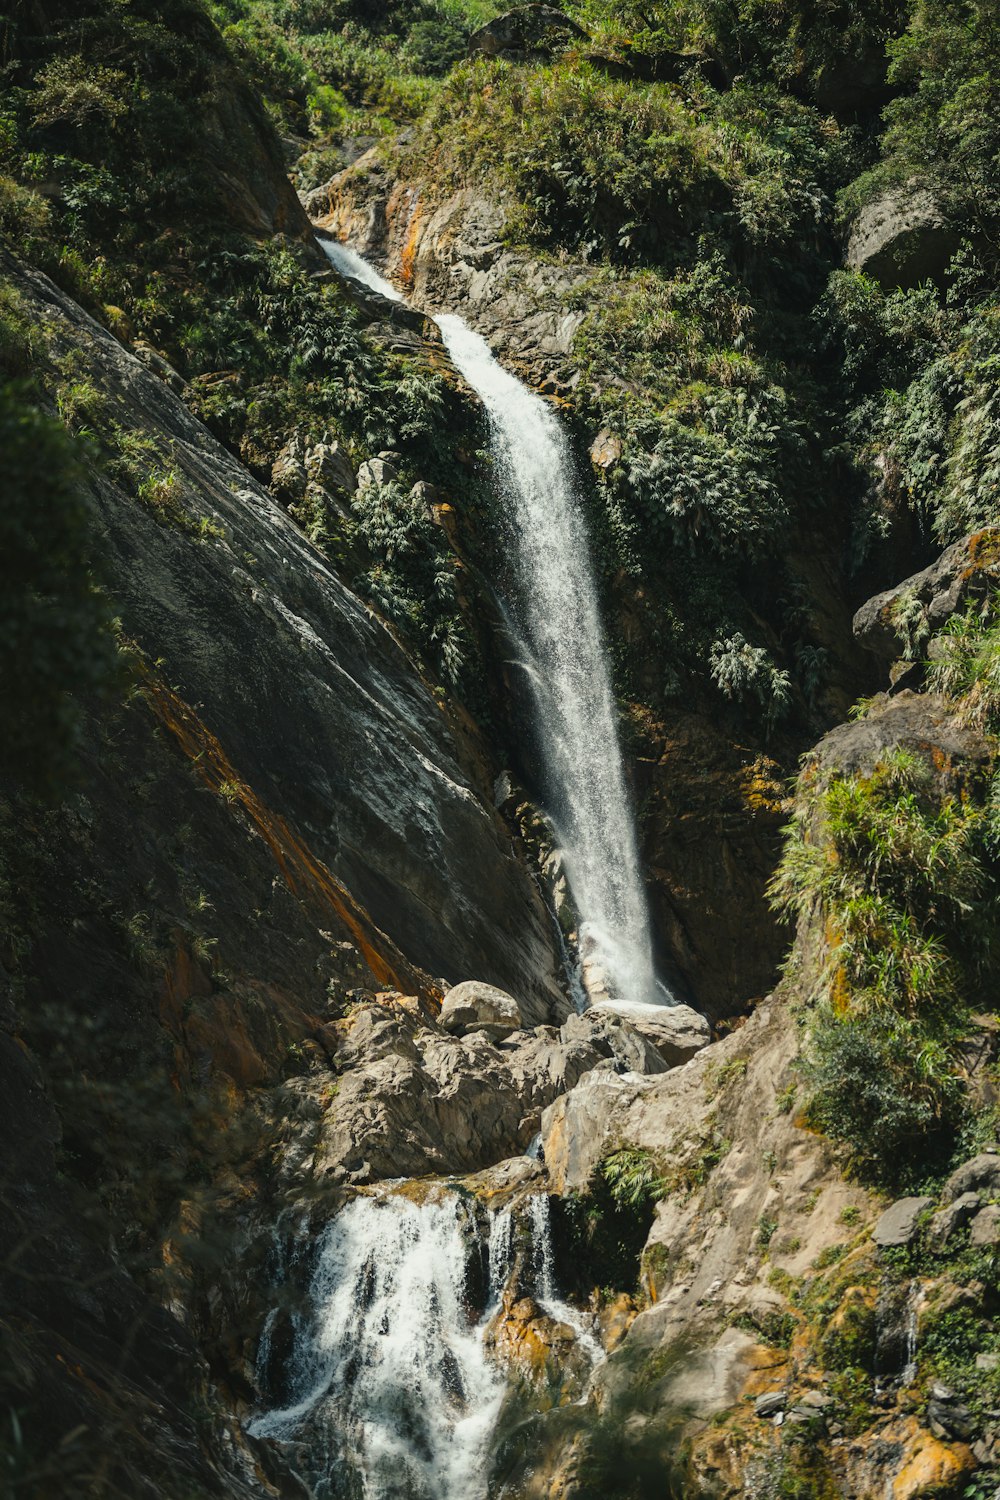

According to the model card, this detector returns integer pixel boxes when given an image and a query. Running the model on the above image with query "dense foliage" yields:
[0,0,491,698]
[770,741,999,1184]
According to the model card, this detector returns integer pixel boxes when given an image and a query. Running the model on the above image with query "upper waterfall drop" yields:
[317,236,665,1007]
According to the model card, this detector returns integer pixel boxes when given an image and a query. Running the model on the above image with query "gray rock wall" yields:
[10,252,565,1022]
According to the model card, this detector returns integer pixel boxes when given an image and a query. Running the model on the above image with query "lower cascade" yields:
[248,1190,600,1499]
[319,237,667,1009]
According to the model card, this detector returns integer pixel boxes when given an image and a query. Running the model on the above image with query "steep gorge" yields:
[5,2,1000,1498]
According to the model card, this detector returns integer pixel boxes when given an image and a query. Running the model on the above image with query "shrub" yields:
[710,632,791,728]
[770,746,992,1182]
[0,175,51,249]
[601,1148,666,1209]
[803,1006,961,1177]
[407,57,719,261]
[29,55,131,131]
[926,598,1000,733]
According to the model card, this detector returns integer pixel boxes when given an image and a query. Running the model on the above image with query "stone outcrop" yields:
[468,4,587,60]
[590,999,711,1067]
[296,997,678,1186]
[439,979,523,1039]
[846,187,959,289]
[810,690,992,788]
[854,528,1000,662]
[942,1151,1000,1201]
[873,1197,934,1248]
[309,162,592,384]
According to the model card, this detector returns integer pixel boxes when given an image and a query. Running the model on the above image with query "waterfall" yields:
[248,1191,600,1499]
[528,1194,603,1364]
[248,1194,506,1500]
[318,236,663,1007]
[902,1279,925,1384]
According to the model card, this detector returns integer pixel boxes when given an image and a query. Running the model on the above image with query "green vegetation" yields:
[601,1147,667,1209]
[0,0,493,700]
[555,1166,659,1298]
[770,747,997,1183]
[927,594,1000,730]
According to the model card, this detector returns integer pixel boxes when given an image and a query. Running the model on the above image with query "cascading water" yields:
[318,236,664,1007]
[248,1191,599,1499]
[249,1194,506,1500]
[528,1193,603,1363]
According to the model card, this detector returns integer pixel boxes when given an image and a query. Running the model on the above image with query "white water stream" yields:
[319,237,663,1006]
[248,1191,597,1499]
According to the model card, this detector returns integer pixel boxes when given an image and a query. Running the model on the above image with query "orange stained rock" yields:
[891,1420,975,1500]
[138,663,431,1005]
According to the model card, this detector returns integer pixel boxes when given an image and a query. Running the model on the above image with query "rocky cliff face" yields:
[6,252,562,1016]
[0,245,572,1492]
[7,5,1000,1496]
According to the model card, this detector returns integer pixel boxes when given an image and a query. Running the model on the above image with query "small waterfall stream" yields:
[318,237,663,1007]
[248,1190,597,1499]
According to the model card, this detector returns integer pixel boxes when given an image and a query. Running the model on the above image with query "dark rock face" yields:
[0,243,574,1492]
[8,253,564,1023]
[201,74,318,245]
[845,187,959,289]
[854,529,1000,662]
[943,1152,1000,1203]
[468,5,587,61]
[0,680,377,1495]
[812,44,893,117]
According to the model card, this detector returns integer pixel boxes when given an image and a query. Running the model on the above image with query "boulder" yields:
[873,1197,934,1249]
[589,999,711,1067]
[811,692,991,793]
[589,428,622,469]
[560,1009,669,1077]
[927,1192,981,1250]
[542,1071,648,1193]
[356,456,398,492]
[305,440,355,495]
[853,530,1000,662]
[469,4,587,60]
[755,1390,788,1418]
[313,998,610,1182]
[943,1152,1000,1203]
[970,1204,1000,1248]
[927,1385,974,1441]
[439,980,523,1039]
[846,187,958,290]
[892,1428,975,1500]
